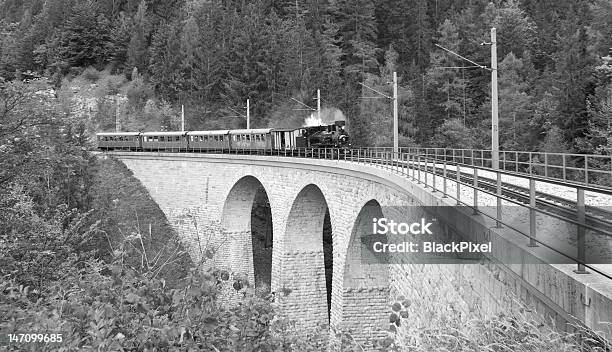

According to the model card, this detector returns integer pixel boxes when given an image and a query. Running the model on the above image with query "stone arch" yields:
[281,184,333,330]
[219,176,273,289]
[340,199,390,343]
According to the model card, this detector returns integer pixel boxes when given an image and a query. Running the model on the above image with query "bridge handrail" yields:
[269,147,611,279]
[392,147,612,190]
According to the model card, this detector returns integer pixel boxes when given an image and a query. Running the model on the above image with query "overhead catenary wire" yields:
[358,82,392,100]
[434,43,491,71]
[290,97,316,111]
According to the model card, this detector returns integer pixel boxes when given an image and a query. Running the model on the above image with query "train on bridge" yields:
[97,121,350,151]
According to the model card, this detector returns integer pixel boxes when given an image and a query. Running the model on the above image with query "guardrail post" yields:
[456,164,461,205]
[396,152,400,173]
[431,157,437,192]
[562,154,567,180]
[585,156,589,185]
[387,152,390,170]
[442,160,447,198]
[529,152,533,175]
[473,168,478,214]
[410,154,414,180]
[471,150,474,167]
[417,155,421,184]
[515,151,519,173]
[574,188,588,274]
[424,156,429,188]
[496,170,502,228]
[528,178,538,247]
[544,153,548,177]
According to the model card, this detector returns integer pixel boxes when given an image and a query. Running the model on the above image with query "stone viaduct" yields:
[108,151,612,346]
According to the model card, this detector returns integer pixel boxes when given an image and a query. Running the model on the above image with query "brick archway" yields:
[341,199,389,343]
[281,184,333,330]
[220,176,272,288]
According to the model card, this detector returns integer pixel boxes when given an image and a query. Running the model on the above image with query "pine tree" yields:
[333,0,378,77]
[582,51,612,154]
[375,0,432,73]
[553,25,596,144]
[127,0,149,76]
[108,12,133,71]
[180,16,201,96]
[496,52,533,149]
[425,19,471,124]
[149,20,182,100]
[58,1,112,68]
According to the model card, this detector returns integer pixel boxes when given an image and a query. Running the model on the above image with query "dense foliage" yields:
[1,52,611,351]
[0,0,611,152]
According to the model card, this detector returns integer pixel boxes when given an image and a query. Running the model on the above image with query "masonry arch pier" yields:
[220,176,273,289]
[340,200,389,342]
[280,184,333,329]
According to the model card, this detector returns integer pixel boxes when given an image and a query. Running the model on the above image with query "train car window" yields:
[220,135,223,141]
[175,136,180,141]
[262,134,266,141]
[247,135,251,141]
[255,135,260,141]
[160,136,165,142]
[214,135,219,141]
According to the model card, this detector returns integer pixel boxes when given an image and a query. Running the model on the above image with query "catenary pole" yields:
[317,89,321,122]
[181,105,185,132]
[246,99,250,130]
[393,72,398,155]
[491,28,499,170]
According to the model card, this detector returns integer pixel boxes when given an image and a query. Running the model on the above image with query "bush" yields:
[125,76,154,110]
[94,74,126,97]
[67,66,84,80]
[81,66,101,82]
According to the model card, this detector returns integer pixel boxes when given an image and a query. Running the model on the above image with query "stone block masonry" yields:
[108,152,612,348]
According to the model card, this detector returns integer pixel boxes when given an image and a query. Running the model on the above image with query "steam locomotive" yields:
[96,121,350,151]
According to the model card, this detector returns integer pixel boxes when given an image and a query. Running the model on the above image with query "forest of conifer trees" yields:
[1,0,611,152]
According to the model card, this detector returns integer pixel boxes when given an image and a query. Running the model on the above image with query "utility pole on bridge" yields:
[393,72,398,155]
[434,27,499,170]
[359,72,399,154]
[490,28,499,170]
[246,99,250,130]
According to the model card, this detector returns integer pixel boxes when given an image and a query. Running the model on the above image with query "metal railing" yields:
[392,147,612,190]
[260,147,612,278]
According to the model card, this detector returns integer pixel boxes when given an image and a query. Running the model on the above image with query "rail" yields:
[103,145,612,278]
